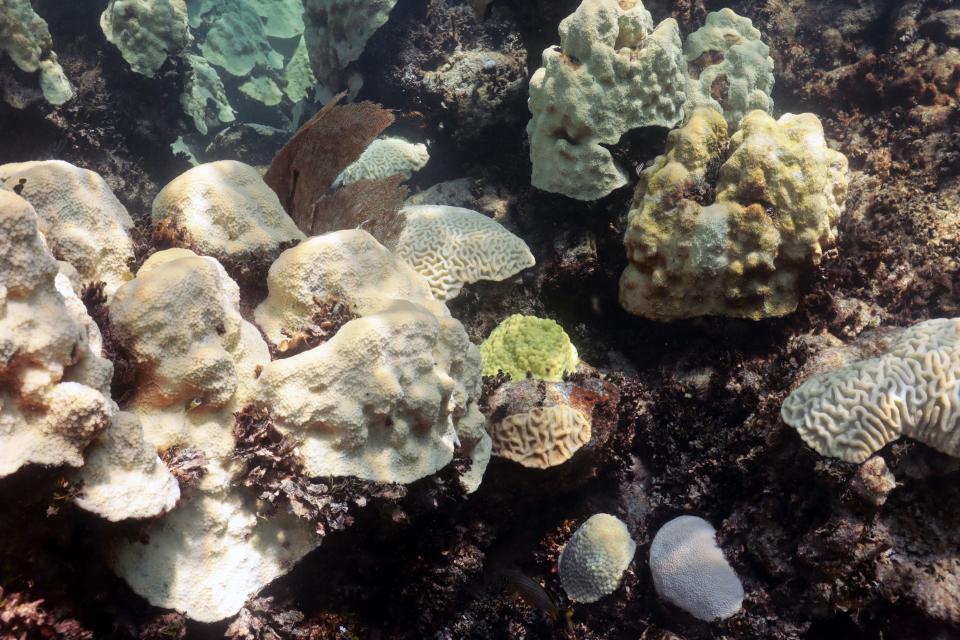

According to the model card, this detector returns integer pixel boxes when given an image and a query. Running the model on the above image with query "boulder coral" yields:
[620,107,849,320]
[559,513,636,603]
[100,0,192,76]
[0,0,73,104]
[480,314,579,382]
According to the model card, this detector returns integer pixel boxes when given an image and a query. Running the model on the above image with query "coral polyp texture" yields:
[0,0,73,104]
[0,160,135,298]
[336,137,430,186]
[649,515,745,622]
[527,0,687,201]
[100,0,192,77]
[480,314,579,382]
[395,204,535,301]
[0,191,113,478]
[782,318,960,463]
[683,8,775,131]
[151,160,305,264]
[619,107,849,320]
[558,513,636,603]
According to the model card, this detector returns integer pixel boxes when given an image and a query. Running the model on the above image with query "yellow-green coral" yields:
[480,314,578,382]
[619,107,849,320]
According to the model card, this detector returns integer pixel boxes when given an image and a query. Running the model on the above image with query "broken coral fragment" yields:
[782,318,960,463]
[480,314,579,382]
[0,160,135,299]
[649,515,745,621]
[152,160,305,265]
[619,107,849,320]
[0,190,113,478]
[336,137,429,186]
[395,204,534,301]
[74,411,180,521]
[527,0,687,200]
[683,8,775,131]
[559,513,636,603]
[0,0,74,104]
[100,0,191,76]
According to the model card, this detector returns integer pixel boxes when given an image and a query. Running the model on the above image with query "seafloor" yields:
[1,0,959,638]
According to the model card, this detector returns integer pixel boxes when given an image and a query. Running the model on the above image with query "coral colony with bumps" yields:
[1,0,960,637]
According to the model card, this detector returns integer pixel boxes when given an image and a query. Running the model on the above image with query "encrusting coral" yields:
[649,515,745,622]
[619,107,849,320]
[0,160,136,299]
[527,0,687,201]
[394,204,535,301]
[480,314,579,382]
[558,513,636,603]
[0,0,74,104]
[782,318,960,463]
[0,190,114,478]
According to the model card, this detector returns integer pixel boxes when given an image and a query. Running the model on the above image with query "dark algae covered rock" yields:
[1,0,959,638]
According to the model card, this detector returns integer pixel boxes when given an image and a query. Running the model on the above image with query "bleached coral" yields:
[527,0,687,200]
[395,205,535,301]
[181,54,236,135]
[336,137,430,186]
[152,160,305,264]
[100,0,192,76]
[782,318,960,463]
[683,8,775,131]
[649,515,745,621]
[559,513,636,603]
[0,190,113,478]
[620,108,849,320]
[0,0,74,104]
[0,160,135,298]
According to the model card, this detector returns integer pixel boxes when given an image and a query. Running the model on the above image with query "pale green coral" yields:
[480,314,579,382]
[0,0,74,104]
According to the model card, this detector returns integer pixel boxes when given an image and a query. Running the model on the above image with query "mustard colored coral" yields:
[480,314,578,382]
[620,108,849,320]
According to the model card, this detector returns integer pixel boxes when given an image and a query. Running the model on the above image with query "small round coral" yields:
[480,314,578,382]
[558,513,636,603]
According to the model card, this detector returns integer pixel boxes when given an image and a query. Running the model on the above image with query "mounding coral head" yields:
[480,314,579,382]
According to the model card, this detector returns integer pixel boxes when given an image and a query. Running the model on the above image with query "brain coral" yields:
[100,0,191,76]
[0,190,113,478]
[683,8,775,131]
[649,515,745,621]
[527,0,687,200]
[782,318,960,463]
[559,513,636,603]
[336,137,430,186]
[490,405,591,469]
[394,204,535,301]
[480,314,579,382]
[151,160,305,265]
[0,160,135,298]
[0,0,74,104]
[620,107,849,320]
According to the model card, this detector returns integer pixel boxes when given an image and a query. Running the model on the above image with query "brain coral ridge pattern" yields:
[782,318,960,463]
[619,107,849,321]
[490,405,592,469]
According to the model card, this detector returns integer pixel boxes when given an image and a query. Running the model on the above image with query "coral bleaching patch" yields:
[559,513,636,603]
[0,0,74,104]
[649,515,745,622]
[683,8,775,131]
[152,160,305,264]
[336,137,429,186]
[480,314,579,382]
[106,248,318,622]
[527,0,687,200]
[395,205,535,301]
[0,160,135,298]
[100,0,191,76]
[782,318,960,463]
[0,190,113,478]
[620,107,849,320]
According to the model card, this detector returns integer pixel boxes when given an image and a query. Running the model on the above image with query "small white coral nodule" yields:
[649,515,745,622]
[782,318,960,463]
[559,513,636,603]
[395,205,535,301]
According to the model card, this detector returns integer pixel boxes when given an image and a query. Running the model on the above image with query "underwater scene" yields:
[0,0,959,638]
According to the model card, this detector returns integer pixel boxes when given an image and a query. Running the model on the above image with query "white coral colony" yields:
[559,513,636,602]
[782,318,960,463]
